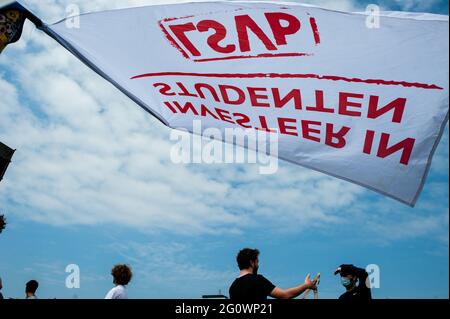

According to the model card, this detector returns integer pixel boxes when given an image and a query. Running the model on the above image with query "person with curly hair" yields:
[105,264,133,299]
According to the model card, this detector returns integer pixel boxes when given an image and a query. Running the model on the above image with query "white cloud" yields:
[393,0,442,12]
[340,179,449,246]
[366,209,449,242]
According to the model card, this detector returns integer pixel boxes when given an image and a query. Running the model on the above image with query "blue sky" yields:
[0,0,448,299]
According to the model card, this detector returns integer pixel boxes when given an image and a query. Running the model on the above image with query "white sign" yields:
[42,1,449,206]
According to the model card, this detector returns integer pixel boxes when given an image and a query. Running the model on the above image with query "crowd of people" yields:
[0,248,372,300]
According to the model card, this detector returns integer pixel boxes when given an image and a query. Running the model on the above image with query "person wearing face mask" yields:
[334,264,372,300]
[229,248,318,301]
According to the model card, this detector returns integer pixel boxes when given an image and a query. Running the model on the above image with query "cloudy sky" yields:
[0,0,448,299]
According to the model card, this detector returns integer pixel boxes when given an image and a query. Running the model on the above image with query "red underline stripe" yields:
[130,72,443,90]
[193,52,313,62]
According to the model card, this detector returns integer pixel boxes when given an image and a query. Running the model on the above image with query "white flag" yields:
[41,1,449,206]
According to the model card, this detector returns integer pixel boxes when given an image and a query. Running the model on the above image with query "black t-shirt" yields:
[229,274,276,302]
[339,284,372,300]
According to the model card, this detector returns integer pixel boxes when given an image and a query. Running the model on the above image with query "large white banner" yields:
[42,1,449,206]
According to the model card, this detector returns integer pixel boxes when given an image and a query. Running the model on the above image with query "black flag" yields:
[0,1,41,53]
[0,141,15,182]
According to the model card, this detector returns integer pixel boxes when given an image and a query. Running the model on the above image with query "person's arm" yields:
[270,274,317,299]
